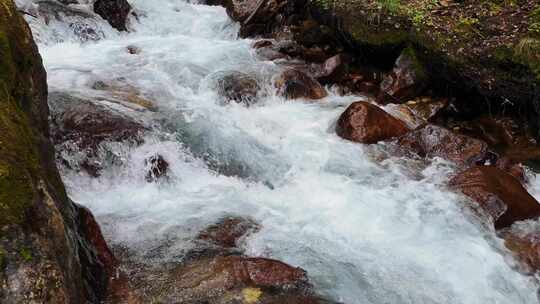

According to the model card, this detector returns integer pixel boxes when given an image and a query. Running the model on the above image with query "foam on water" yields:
[21,0,540,303]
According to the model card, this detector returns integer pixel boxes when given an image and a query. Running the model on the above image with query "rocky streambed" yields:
[2,0,540,303]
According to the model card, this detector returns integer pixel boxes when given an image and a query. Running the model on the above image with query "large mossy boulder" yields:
[0,1,112,302]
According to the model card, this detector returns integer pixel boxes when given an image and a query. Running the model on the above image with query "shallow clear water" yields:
[21,0,540,303]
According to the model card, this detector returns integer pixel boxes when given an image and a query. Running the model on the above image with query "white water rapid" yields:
[19,0,540,303]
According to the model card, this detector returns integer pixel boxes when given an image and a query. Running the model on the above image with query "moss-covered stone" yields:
[0,0,47,227]
[19,247,32,262]
[0,2,113,302]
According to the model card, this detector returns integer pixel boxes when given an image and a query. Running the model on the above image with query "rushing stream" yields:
[19,0,540,302]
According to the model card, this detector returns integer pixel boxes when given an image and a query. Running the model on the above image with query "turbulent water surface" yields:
[20,0,540,303]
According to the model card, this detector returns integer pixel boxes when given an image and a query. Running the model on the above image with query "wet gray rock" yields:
[212,71,260,105]
[49,92,146,176]
[94,0,132,31]
[145,154,169,182]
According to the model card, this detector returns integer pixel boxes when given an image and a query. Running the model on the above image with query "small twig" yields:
[17,10,38,19]
[243,0,265,25]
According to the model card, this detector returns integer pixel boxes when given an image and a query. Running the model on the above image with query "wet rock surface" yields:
[198,216,260,248]
[449,166,540,229]
[336,101,410,144]
[501,226,540,274]
[145,154,169,182]
[398,124,488,167]
[31,0,107,42]
[11,0,540,302]
[213,71,261,105]
[49,92,146,176]
[104,216,335,304]
[94,0,132,31]
[275,69,327,100]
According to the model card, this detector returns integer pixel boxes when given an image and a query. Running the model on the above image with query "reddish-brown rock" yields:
[198,216,260,248]
[176,255,308,290]
[77,205,117,274]
[502,229,540,274]
[134,252,326,303]
[275,69,327,100]
[496,157,527,184]
[449,166,540,229]
[336,101,410,144]
[398,124,488,167]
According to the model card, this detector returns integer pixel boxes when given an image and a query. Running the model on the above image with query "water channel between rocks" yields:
[23,0,540,302]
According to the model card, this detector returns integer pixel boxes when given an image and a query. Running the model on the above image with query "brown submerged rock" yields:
[94,0,132,31]
[198,216,260,248]
[398,124,488,167]
[275,69,327,100]
[158,255,311,303]
[449,166,540,229]
[336,101,410,144]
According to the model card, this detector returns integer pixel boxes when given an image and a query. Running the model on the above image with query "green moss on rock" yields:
[0,0,47,227]
[0,247,6,270]
[19,247,32,262]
